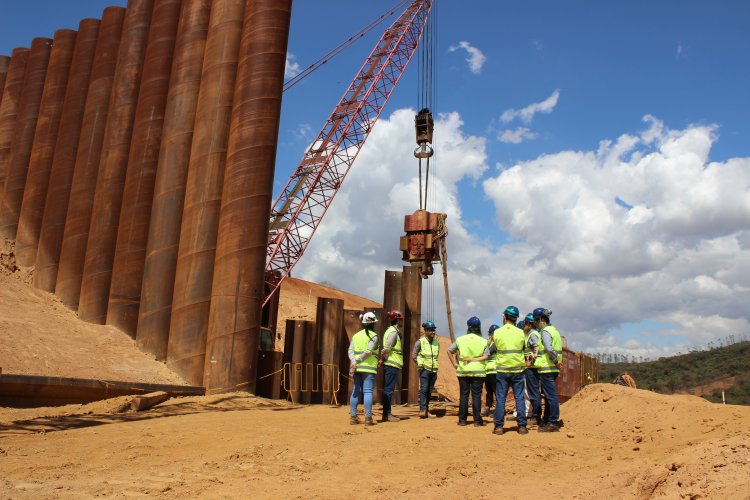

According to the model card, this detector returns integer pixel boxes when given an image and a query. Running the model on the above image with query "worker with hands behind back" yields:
[348,312,380,426]
[412,321,439,419]
[533,307,563,432]
[522,313,543,426]
[482,324,500,417]
[448,316,487,426]
[378,310,404,422]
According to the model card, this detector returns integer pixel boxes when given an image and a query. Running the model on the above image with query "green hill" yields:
[597,341,750,405]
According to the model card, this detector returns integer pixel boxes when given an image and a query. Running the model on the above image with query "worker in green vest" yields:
[522,313,543,426]
[448,316,487,426]
[481,324,500,417]
[378,309,404,422]
[348,311,380,426]
[532,307,563,432]
[412,321,439,419]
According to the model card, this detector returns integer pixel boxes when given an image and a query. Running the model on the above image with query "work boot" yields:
[538,423,560,432]
[381,415,401,423]
[492,426,504,435]
[350,416,361,425]
[474,420,485,427]
[517,426,528,435]
[457,420,468,426]
[535,417,544,427]
[481,407,492,417]
[420,409,428,419]
[364,417,377,426]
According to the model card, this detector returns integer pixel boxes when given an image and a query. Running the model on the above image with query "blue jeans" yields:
[382,365,400,417]
[458,376,483,422]
[540,372,560,424]
[484,373,496,408]
[419,368,437,410]
[524,368,542,421]
[494,372,527,428]
[350,372,376,418]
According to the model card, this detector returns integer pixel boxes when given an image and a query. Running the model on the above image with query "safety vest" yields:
[417,336,439,372]
[455,333,487,377]
[485,337,497,375]
[536,325,563,374]
[493,323,526,374]
[352,329,379,374]
[383,325,403,369]
[524,329,540,369]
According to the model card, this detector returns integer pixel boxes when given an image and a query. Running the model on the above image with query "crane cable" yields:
[283,0,412,93]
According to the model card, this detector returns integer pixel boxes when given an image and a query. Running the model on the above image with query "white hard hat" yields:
[360,312,378,324]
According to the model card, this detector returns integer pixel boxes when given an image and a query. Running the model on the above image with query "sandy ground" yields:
[1,384,748,499]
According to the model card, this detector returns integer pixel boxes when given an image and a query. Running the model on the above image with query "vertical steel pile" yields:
[15,30,77,266]
[34,19,100,292]
[203,0,292,394]
[167,0,245,385]
[0,56,10,125]
[317,298,344,404]
[107,0,181,336]
[0,37,52,239]
[55,7,126,308]
[0,49,30,197]
[79,0,154,323]
[136,0,211,360]
[383,270,404,403]
[402,266,422,404]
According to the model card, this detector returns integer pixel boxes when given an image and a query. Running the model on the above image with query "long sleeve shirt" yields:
[381,328,400,357]
[348,332,380,363]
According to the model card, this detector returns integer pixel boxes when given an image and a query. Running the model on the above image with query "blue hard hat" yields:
[504,305,520,319]
[516,320,525,329]
[467,316,481,330]
[422,321,436,331]
[488,324,500,334]
[532,307,551,320]
[524,313,534,324]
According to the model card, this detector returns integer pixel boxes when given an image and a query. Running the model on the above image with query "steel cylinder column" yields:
[15,30,77,267]
[202,0,292,394]
[383,270,404,403]
[167,0,245,385]
[317,298,344,404]
[79,0,154,324]
[0,56,10,109]
[0,38,52,240]
[402,265,422,404]
[55,7,126,308]
[34,19,100,292]
[0,49,29,191]
[136,0,211,359]
[107,0,181,336]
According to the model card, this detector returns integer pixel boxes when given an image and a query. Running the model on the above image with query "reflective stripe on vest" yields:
[493,323,526,373]
[418,337,439,372]
[536,325,563,373]
[352,329,379,374]
[383,325,403,369]
[456,333,487,377]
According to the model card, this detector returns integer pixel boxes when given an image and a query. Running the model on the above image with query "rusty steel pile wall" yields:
[0,0,292,394]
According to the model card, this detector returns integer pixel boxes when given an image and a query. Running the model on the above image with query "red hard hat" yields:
[387,310,404,320]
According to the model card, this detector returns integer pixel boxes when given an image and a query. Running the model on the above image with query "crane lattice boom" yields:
[264,0,433,305]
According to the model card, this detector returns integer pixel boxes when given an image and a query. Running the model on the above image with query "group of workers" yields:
[348,306,564,434]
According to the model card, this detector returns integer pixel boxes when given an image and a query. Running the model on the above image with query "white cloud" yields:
[448,41,486,75]
[532,39,543,51]
[676,41,685,59]
[500,89,560,124]
[293,109,750,359]
[498,126,537,144]
[285,52,301,79]
[293,123,313,140]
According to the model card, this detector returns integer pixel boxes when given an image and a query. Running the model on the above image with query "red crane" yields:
[264,0,433,306]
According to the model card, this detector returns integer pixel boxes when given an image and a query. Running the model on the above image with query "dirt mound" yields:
[1,383,747,498]
[0,239,33,283]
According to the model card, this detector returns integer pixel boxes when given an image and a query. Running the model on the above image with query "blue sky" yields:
[2,1,749,358]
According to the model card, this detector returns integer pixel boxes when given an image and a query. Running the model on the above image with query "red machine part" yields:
[400,209,445,278]
[263,0,433,306]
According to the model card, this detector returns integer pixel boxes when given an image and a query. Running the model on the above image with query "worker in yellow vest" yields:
[412,321,439,418]
[532,307,563,432]
[448,316,487,426]
[378,309,404,422]
[522,313,543,426]
[348,312,380,426]
[481,324,500,417]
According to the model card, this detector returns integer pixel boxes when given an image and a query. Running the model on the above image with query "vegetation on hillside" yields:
[597,340,750,405]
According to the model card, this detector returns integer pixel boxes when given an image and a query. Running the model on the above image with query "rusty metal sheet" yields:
[55,7,126,308]
[383,270,403,403]
[136,0,211,360]
[0,56,10,110]
[78,0,154,324]
[15,30,77,267]
[402,265,422,404]
[33,19,100,293]
[107,0,181,336]
[0,48,29,192]
[202,0,292,395]
[167,0,245,385]
[558,348,582,403]
[0,38,52,240]
[316,297,344,404]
